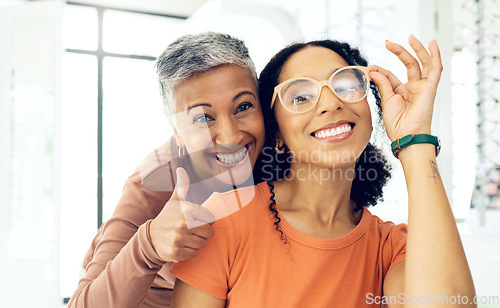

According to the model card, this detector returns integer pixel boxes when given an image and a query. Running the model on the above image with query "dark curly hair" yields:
[253,39,392,238]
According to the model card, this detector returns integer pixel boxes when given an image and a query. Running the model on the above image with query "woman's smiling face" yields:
[274,46,372,168]
[173,64,265,185]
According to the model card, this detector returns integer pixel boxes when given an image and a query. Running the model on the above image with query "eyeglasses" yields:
[271,66,370,114]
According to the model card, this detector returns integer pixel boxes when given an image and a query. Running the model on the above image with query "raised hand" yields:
[150,167,215,263]
[368,34,443,142]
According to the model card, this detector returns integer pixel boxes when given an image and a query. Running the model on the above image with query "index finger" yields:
[386,39,422,81]
[190,223,214,240]
[408,34,432,76]
[369,65,403,90]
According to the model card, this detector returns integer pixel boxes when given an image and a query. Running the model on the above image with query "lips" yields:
[311,121,354,139]
[212,143,252,167]
[313,124,352,138]
[216,146,248,164]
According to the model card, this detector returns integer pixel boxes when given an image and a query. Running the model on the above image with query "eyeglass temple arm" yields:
[270,89,278,109]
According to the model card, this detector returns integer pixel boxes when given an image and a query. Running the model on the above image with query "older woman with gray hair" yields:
[69,32,266,307]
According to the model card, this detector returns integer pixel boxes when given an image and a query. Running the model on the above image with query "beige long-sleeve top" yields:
[69,139,180,308]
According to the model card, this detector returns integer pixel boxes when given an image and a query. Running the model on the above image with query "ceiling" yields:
[4,0,211,17]
[69,0,211,16]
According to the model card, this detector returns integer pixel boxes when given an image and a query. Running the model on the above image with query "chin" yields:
[311,150,357,168]
[214,160,254,186]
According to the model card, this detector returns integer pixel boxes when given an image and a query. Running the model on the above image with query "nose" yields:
[213,117,244,146]
[315,83,344,115]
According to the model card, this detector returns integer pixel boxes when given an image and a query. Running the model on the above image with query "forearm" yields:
[399,144,475,305]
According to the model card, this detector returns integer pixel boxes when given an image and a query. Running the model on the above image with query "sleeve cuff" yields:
[138,219,167,269]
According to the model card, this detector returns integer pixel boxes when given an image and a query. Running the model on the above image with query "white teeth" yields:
[216,146,248,164]
[314,124,352,139]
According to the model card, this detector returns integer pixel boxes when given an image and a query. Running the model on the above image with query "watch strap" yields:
[391,134,441,158]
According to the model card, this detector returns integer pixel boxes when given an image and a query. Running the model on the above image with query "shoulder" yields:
[366,210,408,240]
[137,137,179,192]
[203,182,271,223]
[356,210,407,279]
[364,210,407,266]
[219,181,270,207]
[112,139,177,222]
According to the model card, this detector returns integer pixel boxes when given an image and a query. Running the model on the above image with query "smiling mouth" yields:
[215,144,250,165]
[312,123,354,139]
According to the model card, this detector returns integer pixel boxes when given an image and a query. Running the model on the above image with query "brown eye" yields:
[236,102,253,113]
[193,114,214,123]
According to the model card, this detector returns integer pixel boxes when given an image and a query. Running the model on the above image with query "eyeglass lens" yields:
[280,68,368,113]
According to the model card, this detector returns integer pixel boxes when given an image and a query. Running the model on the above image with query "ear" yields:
[170,122,184,148]
[275,131,284,147]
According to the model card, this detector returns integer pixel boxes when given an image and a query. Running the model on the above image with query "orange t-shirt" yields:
[170,182,407,307]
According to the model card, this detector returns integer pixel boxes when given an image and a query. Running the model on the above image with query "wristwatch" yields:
[391,134,441,158]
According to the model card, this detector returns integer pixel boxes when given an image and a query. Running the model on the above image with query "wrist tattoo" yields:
[428,160,441,184]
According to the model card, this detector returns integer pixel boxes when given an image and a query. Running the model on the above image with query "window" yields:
[60,3,184,301]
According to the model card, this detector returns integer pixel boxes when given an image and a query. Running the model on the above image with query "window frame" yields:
[64,2,186,229]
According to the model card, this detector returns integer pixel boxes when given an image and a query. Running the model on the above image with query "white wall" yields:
[0,1,63,307]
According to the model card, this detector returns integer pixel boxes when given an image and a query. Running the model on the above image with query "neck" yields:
[275,160,359,228]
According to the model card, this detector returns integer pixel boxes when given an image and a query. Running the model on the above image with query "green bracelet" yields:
[391,134,441,158]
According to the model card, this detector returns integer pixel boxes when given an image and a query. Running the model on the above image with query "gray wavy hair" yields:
[155,32,257,116]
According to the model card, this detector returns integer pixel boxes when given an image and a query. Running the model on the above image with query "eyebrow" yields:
[233,91,257,101]
[186,91,256,114]
[331,67,342,74]
[186,103,212,114]
[284,67,345,82]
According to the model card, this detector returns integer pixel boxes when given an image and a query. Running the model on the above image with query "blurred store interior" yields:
[0,0,499,307]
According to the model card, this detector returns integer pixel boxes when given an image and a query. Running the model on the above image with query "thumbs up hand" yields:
[150,168,215,263]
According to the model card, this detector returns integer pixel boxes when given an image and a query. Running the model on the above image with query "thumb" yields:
[368,71,396,107]
[183,204,216,229]
[173,167,190,201]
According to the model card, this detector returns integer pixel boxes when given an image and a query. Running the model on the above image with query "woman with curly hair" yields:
[169,35,475,307]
